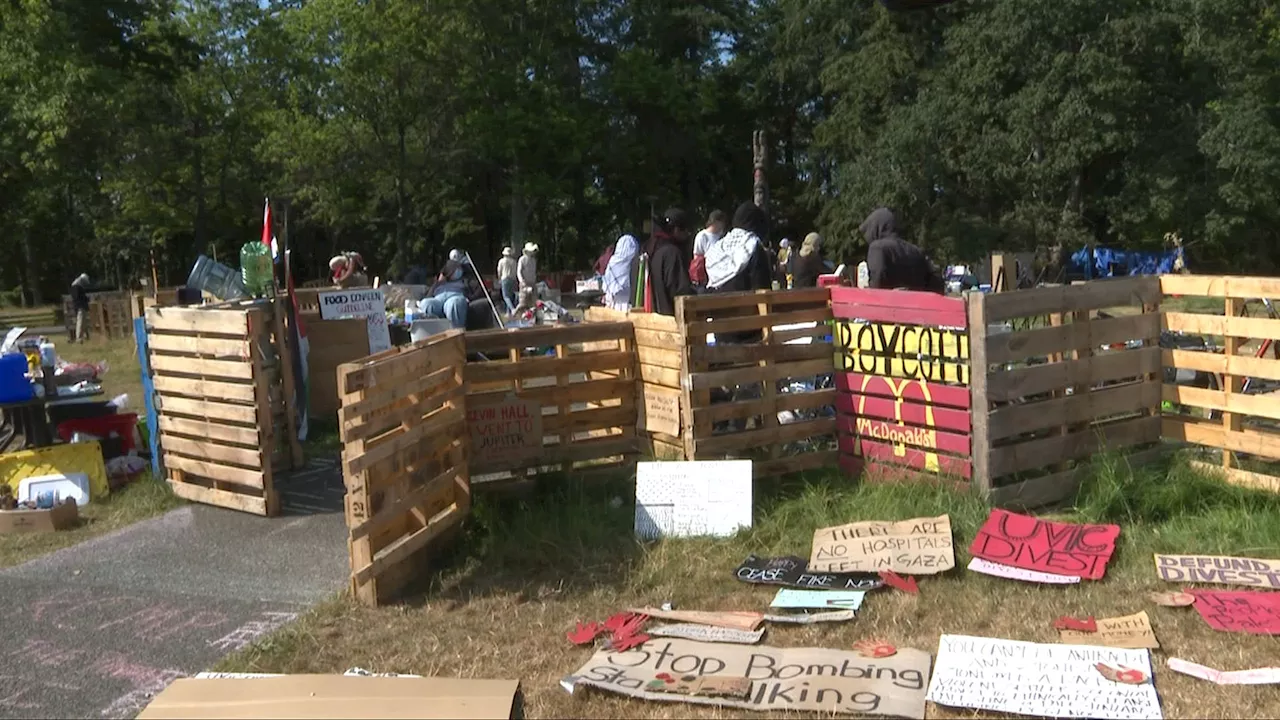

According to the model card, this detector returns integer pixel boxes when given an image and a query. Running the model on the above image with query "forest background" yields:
[3,0,1278,302]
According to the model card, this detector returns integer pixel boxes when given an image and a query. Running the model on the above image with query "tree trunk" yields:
[21,229,40,306]
[394,121,409,278]
[510,163,527,247]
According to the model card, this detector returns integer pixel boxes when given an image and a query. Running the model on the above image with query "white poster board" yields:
[926,635,1162,720]
[319,288,391,354]
[634,460,752,540]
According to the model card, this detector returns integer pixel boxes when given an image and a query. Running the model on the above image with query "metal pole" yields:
[464,251,505,329]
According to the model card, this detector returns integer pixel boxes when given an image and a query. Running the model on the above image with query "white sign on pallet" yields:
[319,288,391,354]
[634,460,752,540]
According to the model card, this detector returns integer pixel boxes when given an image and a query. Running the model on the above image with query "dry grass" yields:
[216,454,1280,718]
[57,334,146,404]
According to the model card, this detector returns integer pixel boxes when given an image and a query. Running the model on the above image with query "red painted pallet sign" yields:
[830,286,968,328]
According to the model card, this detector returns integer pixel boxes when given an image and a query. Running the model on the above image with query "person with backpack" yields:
[689,209,726,288]
[631,208,694,316]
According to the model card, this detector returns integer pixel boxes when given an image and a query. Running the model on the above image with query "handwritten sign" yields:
[926,635,1163,720]
[834,321,971,385]
[466,395,543,466]
[319,288,391,353]
[1167,658,1280,685]
[1060,612,1160,649]
[764,610,856,625]
[634,461,751,540]
[734,555,882,591]
[1155,554,1280,589]
[647,625,765,645]
[967,557,1081,584]
[969,509,1119,580]
[809,515,954,575]
[1189,590,1280,635]
[769,589,865,611]
[566,638,932,719]
[640,385,682,437]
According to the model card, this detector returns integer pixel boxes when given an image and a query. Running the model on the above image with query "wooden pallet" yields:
[676,288,837,479]
[146,301,302,516]
[464,322,638,484]
[337,331,470,606]
[64,291,134,339]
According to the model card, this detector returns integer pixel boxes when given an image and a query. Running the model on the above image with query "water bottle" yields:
[38,340,56,368]
[239,241,273,298]
[404,299,416,324]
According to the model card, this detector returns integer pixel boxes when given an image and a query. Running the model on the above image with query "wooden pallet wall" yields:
[65,291,134,339]
[677,288,837,479]
[464,322,638,484]
[146,301,302,515]
[338,331,470,606]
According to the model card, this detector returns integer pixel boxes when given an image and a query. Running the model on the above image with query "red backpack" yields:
[689,255,708,285]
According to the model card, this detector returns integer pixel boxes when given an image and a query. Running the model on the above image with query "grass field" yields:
[216,454,1280,719]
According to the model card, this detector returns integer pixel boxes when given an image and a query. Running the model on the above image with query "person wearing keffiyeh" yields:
[603,234,639,311]
[706,202,774,293]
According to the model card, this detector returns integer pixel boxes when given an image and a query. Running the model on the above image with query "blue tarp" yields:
[1070,246,1184,279]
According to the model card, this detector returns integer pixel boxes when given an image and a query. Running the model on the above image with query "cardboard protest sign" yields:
[632,608,764,632]
[634,461,752,540]
[734,555,883,591]
[769,589,865,611]
[466,395,543,466]
[565,637,932,719]
[763,610,856,625]
[1189,590,1280,635]
[1059,612,1160,650]
[648,625,764,645]
[926,635,1162,720]
[967,557,1081,584]
[319,288,392,353]
[809,515,954,575]
[1167,658,1280,685]
[640,385,682,437]
[969,509,1119,580]
[1154,554,1280,589]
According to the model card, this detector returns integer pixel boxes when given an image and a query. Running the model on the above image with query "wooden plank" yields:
[679,287,830,315]
[159,416,259,446]
[690,342,830,367]
[348,465,462,541]
[470,377,634,409]
[685,307,831,336]
[836,415,970,456]
[689,358,833,391]
[987,313,1159,365]
[772,324,832,344]
[1161,275,1280,299]
[470,435,636,474]
[1223,296,1244,469]
[465,350,632,385]
[988,415,1160,478]
[836,393,971,433]
[353,503,464,585]
[1163,349,1280,382]
[634,328,685,349]
[692,417,834,457]
[986,347,1161,403]
[346,403,466,474]
[161,434,264,470]
[830,287,967,326]
[146,306,248,334]
[690,388,835,428]
[968,292,991,493]
[340,332,465,395]
[982,276,1160,323]
[465,322,631,355]
[1162,384,1280,423]
[988,380,1159,441]
[168,480,268,516]
[149,355,254,380]
[837,372,971,408]
[271,298,304,470]
[584,306,679,332]
[752,450,840,479]
[340,366,456,427]
[543,404,635,435]
[1187,461,1280,494]
[987,445,1169,510]
[835,351,969,385]
[637,345,687,369]
[156,395,258,424]
[1163,415,1280,459]
[639,362,683,388]
[1164,311,1280,341]
[832,302,966,329]
[839,435,972,478]
[165,453,266,489]
[152,375,257,403]
[146,333,251,358]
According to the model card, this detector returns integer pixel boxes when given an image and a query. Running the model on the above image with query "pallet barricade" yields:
[337,331,471,606]
[464,322,638,484]
[146,300,302,516]
[65,290,134,339]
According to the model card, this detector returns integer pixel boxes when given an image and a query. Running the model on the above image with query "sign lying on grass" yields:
[634,461,752,540]
[1059,612,1160,650]
[632,608,764,632]
[769,589,865,611]
[734,555,883,591]
[926,635,1163,720]
[319,288,391,354]
[640,385,682,437]
[1154,554,1280,589]
[969,509,1119,580]
[967,557,1080,584]
[809,515,954,575]
[565,638,932,719]
[1189,590,1280,635]
[647,625,764,645]
[1167,658,1280,685]
[466,394,543,466]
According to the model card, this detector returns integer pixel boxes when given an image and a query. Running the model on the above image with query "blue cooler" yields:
[0,353,33,403]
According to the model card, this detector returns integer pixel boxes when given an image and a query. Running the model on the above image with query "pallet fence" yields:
[146,300,302,516]
[337,331,471,606]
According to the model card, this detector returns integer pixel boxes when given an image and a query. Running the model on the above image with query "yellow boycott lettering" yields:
[836,321,969,359]
[834,351,970,386]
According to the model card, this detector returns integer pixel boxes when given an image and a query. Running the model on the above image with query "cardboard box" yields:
[137,675,522,719]
[0,499,79,534]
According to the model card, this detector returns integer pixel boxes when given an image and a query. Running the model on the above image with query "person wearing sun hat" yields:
[517,242,539,297]
[497,246,518,314]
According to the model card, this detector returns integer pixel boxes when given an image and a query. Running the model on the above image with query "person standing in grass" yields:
[70,273,91,343]
[497,246,518,315]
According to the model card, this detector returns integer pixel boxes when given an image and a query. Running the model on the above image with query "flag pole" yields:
[464,251,505,329]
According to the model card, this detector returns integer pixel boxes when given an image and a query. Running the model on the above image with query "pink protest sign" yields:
[968,509,1120,580]
[1190,590,1280,635]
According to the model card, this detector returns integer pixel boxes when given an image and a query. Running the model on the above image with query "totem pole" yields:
[752,130,769,211]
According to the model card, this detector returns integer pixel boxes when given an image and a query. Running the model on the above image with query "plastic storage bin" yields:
[0,353,33,403]
[56,413,139,453]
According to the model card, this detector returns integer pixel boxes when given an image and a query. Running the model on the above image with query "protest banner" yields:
[1154,554,1280,589]
[969,509,1119,580]
[640,385,682,437]
[769,589,865,611]
[926,635,1162,720]
[1189,590,1280,635]
[466,394,543,466]
[734,555,883,591]
[647,625,764,645]
[634,461,752,540]
[1059,612,1160,650]
[319,288,392,353]
[809,515,954,575]
[565,638,932,719]
[1167,658,1280,685]
[967,557,1081,584]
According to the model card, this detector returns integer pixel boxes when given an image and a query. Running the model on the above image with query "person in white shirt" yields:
[497,247,518,314]
[689,210,727,288]
[517,242,538,309]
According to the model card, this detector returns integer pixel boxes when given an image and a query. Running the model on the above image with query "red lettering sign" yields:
[968,509,1120,581]
[1190,590,1280,635]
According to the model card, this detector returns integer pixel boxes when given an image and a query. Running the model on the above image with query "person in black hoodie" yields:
[860,208,945,293]
[632,207,694,316]
[706,202,775,295]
